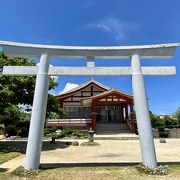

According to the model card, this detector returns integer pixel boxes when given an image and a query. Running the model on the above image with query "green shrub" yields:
[58,127,74,138]
[5,125,17,137]
[72,130,84,137]
[49,126,57,133]
[51,132,59,139]
[0,126,5,135]
[62,127,73,135]
[72,130,88,138]
[158,127,165,132]
[163,115,178,128]
[44,128,51,135]
[18,127,29,137]
[159,132,168,138]
[151,116,164,128]
[178,119,180,127]
[16,121,30,129]
[44,127,59,137]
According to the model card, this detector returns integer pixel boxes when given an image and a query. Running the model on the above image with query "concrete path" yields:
[0,139,180,172]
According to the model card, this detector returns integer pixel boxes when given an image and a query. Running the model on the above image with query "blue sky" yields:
[0,0,180,115]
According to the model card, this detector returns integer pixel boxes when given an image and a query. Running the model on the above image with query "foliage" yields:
[59,127,74,138]
[0,126,5,135]
[72,130,85,137]
[0,105,22,126]
[43,127,88,139]
[175,107,180,120]
[46,94,66,119]
[0,51,58,110]
[49,126,57,133]
[150,111,164,128]
[18,127,29,137]
[16,120,30,129]
[158,126,165,132]
[59,128,88,138]
[0,105,30,137]
[159,132,168,138]
[44,127,58,136]
[5,125,17,137]
[0,52,66,135]
[164,115,179,128]
[150,111,180,129]
[0,52,35,108]
[44,128,51,135]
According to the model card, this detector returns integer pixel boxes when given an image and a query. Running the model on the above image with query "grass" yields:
[81,141,100,146]
[0,166,180,180]
[0,151,22,165]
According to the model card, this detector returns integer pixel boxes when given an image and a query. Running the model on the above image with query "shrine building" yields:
[47,79,136,134]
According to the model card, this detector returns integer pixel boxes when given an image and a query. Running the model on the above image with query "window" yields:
[64,107,91,119]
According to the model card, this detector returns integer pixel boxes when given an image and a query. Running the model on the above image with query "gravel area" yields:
[0,139,180,172]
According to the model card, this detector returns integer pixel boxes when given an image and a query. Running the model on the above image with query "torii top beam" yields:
[0,41,179,59]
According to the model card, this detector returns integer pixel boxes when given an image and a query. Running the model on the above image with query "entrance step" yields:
[96,123,131,134]
[94,133,139,139]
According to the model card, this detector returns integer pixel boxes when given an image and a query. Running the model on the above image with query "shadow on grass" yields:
[159,162,180,166]
[40,162,180,170]
[40,162,140,169]
[0,168,8,172]
[0,140,71,153]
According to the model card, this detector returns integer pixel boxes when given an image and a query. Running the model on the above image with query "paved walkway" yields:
[0,139,180,172]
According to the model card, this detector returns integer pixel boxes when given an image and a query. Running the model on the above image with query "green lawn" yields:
[0,151,22,165]
[0,166,180,180]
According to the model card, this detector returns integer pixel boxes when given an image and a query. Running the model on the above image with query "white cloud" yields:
[85,17,140,41]
[81,0,96,8]
[49,83,79,96]
[18,104,32,113]
[36,63,58,82]
[49,89,59,96]
[61,83,79,93]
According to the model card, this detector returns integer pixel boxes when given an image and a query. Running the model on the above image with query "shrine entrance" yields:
[0,41,178,170]
[96,106,123,124]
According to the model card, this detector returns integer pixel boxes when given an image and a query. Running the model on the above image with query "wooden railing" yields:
[127,118,136,133]
[127,119,132,130]
[47,118,92,124]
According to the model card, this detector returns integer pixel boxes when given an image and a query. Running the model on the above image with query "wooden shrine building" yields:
[47,79,136,134]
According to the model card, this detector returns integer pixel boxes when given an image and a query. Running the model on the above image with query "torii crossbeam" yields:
[0,41,179,171]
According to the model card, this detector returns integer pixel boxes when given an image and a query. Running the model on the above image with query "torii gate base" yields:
[1,41,179,170]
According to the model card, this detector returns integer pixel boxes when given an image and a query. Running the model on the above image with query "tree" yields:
[46,94,66,119]
[0,52,61,128]
[175,107,180,120]
[149,111,164,128]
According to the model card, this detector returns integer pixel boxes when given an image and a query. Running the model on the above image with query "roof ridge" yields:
[57,78,110,96]
[81,89,133,100]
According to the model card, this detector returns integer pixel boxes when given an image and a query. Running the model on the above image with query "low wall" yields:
[152,128,180,138]
[152,128,159,138]
[168,128,180,138]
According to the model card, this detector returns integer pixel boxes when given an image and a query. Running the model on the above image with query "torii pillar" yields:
[131,54,157,168]
[25,54,50,170]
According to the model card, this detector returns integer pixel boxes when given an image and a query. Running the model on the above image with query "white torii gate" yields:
[0,41,179,171]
